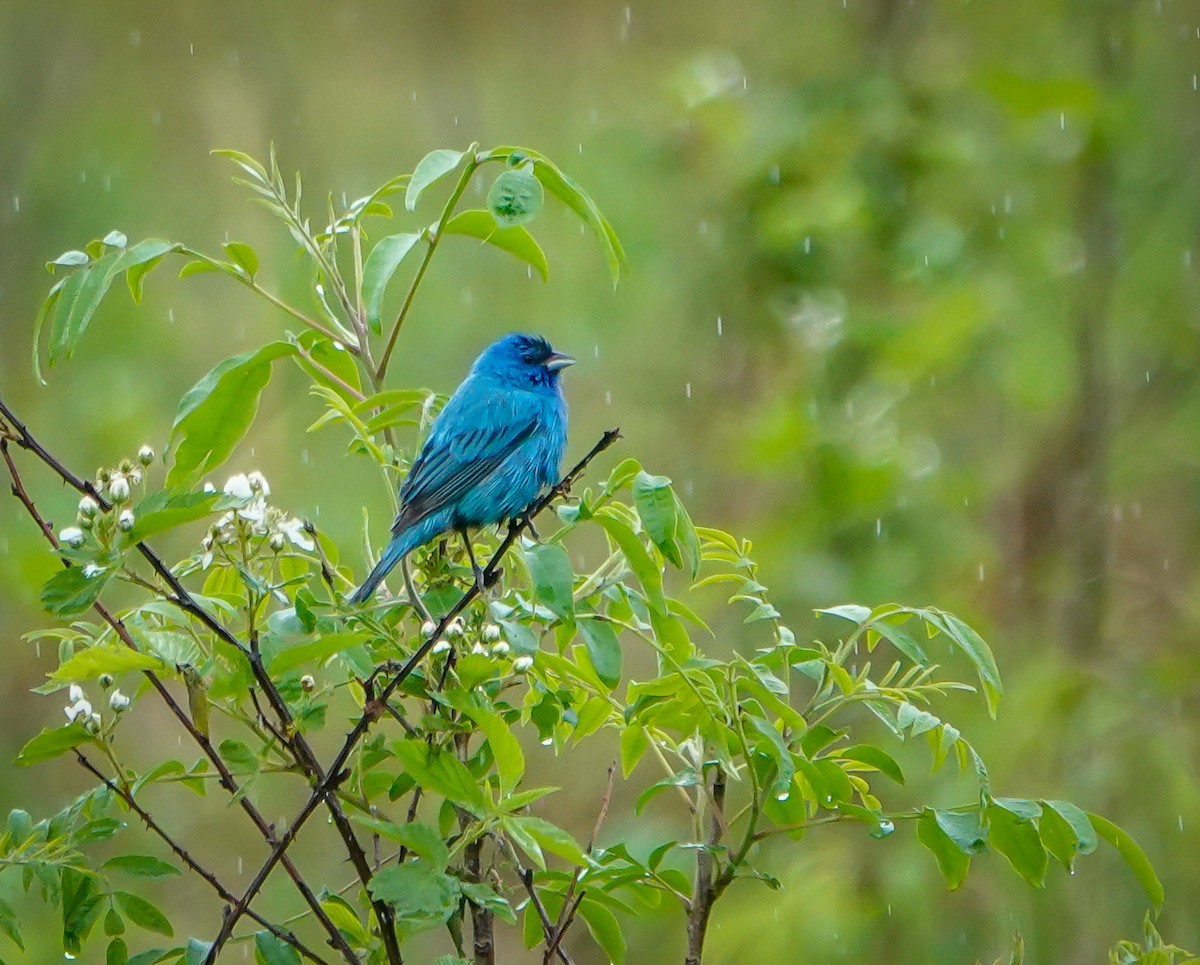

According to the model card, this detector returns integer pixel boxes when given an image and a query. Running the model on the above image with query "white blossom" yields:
[490,640,510,657]
[247,471,270,496]
[446,618,465,638]
[470,642,487,656]
[77,496,99,519]
[137,445,155,466]
[108,475,130,502]
[82,563,104,578]
[59,526,85,548]
[223,473,253,500]
[278,516,314,551]
[482,623,501,642]
[202,481,216,493]
[127,467,143,487]
[118,509,135,532]
[65,695,93,723]
[109,690,131,712]
[431,639,452,655]
[421,620,437,637]
[512,655,534,673]
[69,684,85,703]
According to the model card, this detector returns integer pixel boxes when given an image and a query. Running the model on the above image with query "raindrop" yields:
[1163,558,1171,572]
[1145,370,1151,383]
[578,143,584,155]
[604,390,612,405]
[716,315,723,336]
[79,170,87,184]
[411,90,418,102]
[803,236,811,254]
[11,196,18,213]
[300,449,310,465]
[65,954,76,961]
[103,174,112,192]
[1060,111,1066,130]
[1004,193,1014,215]
[768,164,780,185]
[453,116,459,127]
[1112,505,1123,523]
[978,564,985,582]
[589,109,599,125]
[1132,501,1142,519]
[152,110,162,126]
[129,30,141,47]
[685,382,692,399]
[540,737,553,746]
[875,518,882,537]
[237,856,243,874]
[886,905,892,917]
[998,226,1006,240]
[698,220,708,235]
[1180,815,1185,831]
[167,308,175,324]
[1193,74,1198,91]
[189,43,195,55]
[923,254,930,267]
[593,344,600,358]
[1184,249,1193,267]
[775,790,790,801]
[963,497,970,507]
[35,640,41,658]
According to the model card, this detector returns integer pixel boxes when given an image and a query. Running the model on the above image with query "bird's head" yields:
[472,333,575,390]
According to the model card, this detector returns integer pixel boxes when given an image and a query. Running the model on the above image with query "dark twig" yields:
[74,752,332,965]
[214,429,620,959]
[0,403,360,965]
[544,762,617,963]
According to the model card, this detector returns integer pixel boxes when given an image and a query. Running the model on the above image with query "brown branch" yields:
[544,762,616,964]
[0,410,360,965]
[215,428,620,961]
[74,752,332,965]
[685,763,725,965]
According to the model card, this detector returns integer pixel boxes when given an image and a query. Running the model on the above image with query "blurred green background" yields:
[2,1,1199,962]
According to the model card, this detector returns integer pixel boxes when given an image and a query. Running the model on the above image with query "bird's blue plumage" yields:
[350,333,572,604]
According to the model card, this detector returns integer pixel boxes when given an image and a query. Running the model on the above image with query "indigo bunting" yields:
[350,333,574,604]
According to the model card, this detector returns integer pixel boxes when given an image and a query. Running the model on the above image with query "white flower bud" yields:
[82,563,104,578]
[269,532,285,552]
[470,642,487,656]
[446,618,465,639]
[223,473,253,500]
[78,496,99,519]
[98,673,115,689]
[202,481,216,493]
[117,509,135,532]
[490,640,510,657]
[85,713,102,733]
[127,467,143,486]
[482,623,501,642]
[137,445,154,466]
[59,526,85,548]
[421,620,437,637]
[247,471,270,496]
[109,690,131,712]
[431,639,452,655]
[108,475,130,502]
[512,655,534,673]
[300,674,316,692]
[65,696,93,723]
[69,684,85,703]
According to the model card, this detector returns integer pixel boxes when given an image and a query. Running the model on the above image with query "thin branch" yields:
[214,428,621,957]
[74,752,332,965]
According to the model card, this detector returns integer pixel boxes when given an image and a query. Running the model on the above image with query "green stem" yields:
[375,145,481,383]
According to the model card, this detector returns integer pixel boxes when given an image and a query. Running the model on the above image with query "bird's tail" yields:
[348,530,417,605]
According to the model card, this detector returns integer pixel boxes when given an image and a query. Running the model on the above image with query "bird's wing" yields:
[393,386,538,533]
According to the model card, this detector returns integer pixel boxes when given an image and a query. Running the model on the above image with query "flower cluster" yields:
[423,618,531,674]
[63,680,131,732]
[58,445,155,549]
[199,472,314,566]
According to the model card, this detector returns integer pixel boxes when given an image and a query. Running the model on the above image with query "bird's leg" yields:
[460,530,486,595]
[401,557,432,624]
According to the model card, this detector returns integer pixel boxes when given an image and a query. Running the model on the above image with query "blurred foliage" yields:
[1,0,1198,962]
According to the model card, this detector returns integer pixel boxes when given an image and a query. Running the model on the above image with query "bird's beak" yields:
[545,352,576,372]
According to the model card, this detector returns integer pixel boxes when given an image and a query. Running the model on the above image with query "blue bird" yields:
[350,333,574,605]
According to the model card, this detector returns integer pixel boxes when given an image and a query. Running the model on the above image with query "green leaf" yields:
[166,342,294,488]
[15,723,92,765]
[933,809,988,854]
[524,542,575,623]
[40,566,111,616]
[816,604,872,624]
[578,897,626,965]
[102,230,128,248]
[986,804,1047,887]
[834,744,905,785]
[446,693,525,795]
[218,738,259,772]
[106,937,128,965]
[633,472,684,570]
[405,149,465,211]
[222,241,259,278]
[1037,799,1098,872]
[918,809,971,889]
[102,855,182,879]
[114,892,173,937]
[1088,812,1164,908]
[254,930,301,965]
[184,939,214,965]
[578,617,622,689]
[30,277,66,383]
[487,164,544,228]
[62,868,105,954]
[50,644,165,682]
[266,632,369,676]
[442,210,549,281]
[362,233,421,333]
[0,895,24,950]
[119,240,179,304]
[126,491,220,543]
[620,725,649,777]
[354,819,450,869]
[492,146,626,285]
[49,249,90,268]
[929,610,1003,717]
[510,816,588,865]
[392,740,487,813]
[48,251,121,366]
[368,864,460,931]
[319,898,368,945]
[459,881,517,924]
[178,259,221,278]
